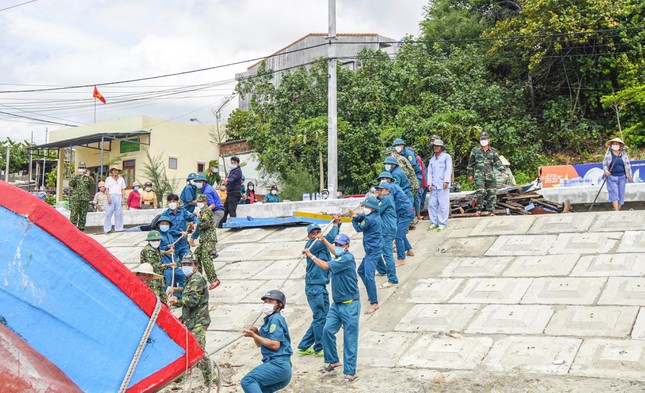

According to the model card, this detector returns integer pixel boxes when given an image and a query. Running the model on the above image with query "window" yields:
[197,162,205,173]
[122,159,136,188]
[169,157,178,170]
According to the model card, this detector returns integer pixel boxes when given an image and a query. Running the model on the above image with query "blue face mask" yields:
[133,186,140,191]
[159,224,170,233]
[230,164,238,169]
[370,187,376,193]
[194,182,203,189]
[181,266,194,276]
[384,164,392,171]
[334,246,345,256]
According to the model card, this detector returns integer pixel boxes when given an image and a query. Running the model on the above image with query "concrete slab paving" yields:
[485,235,556,256]
[598,277,645,306]
[439,257,513,277]
[448,278,533,304]
[252,259,306,280]
[254,242,304,260]
[482,336,581,375]
[545,306,638,338]
[396,335,493,370]
[631,308,645,340]
[209,279,266,304]
[527,214,594,234]
[502,255,579,277]
[216,261,266,279]
[222,228,276,244]
[465,305,554,334]
[435,236,498,256]
[207,304,260,331]
[98,231,148,247]
[407,278,464,303]
[105,247,141,264]
[356,331,417,368]
[570,338,645,380]
[216,242,269,262]
[589,210,645,232]
[445,217,489,238]
[395,304,481,333]
[617,231,645,253]
[548,232,622,255]
[521,277,606,305]
[571,254,645,277]
[241,278,308,306]
[469,216,536,236]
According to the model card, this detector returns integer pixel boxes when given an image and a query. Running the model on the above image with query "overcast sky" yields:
[0,0,427,144]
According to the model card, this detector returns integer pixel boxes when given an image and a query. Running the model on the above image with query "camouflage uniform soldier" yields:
[169,254,212,387]
[388,148,419,196]
[193,194,221,290]
[68,162,95,231]
[467,132,507,215]
[139,230,168,303]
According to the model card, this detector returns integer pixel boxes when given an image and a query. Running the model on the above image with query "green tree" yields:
[140,149,177,205]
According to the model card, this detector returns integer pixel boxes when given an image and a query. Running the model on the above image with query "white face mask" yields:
[480,139,489,147]
[181,266,194,276]
[145,187,152,191]
[168,202,178,210]
[150,240,161,249]
[78,169,86,174]
[194,182,203,189]
[263,303,275,316]
[197,203,205,209]
[611,144,621,151]
[384,164,392,171]
[219,186,226,191]
[271,190,278,195]
[249,186,254,191]
[395,146,403,153]
[365,208,373,215]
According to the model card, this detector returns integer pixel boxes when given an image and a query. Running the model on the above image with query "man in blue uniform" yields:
[180,173,198,213]
[350,196,382,315]
[392,138,422,186]
[373,179,398,288]
[304,234,360,383]
[384,156,413,204]
[242,290,293,393]
[161,194,200,290]
[193,173,225,228]
[377,174,415,268]
[297,215,341,357]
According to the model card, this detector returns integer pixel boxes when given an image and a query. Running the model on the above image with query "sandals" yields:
[322,363,342,373]
[379,282,397,289]
[208,279,221,290]
[344,375,359,383]
[364,304,379,315]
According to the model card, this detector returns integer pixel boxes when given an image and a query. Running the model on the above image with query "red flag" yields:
[93,86,106,104]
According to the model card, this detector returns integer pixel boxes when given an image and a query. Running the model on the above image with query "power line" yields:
[0,0,38,12]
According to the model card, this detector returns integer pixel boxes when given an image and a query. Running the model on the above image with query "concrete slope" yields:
[92,211,645,392]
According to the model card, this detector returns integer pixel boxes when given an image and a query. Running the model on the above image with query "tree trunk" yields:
[319,150,325,192]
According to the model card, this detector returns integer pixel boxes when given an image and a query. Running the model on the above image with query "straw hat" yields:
[605,137,626,148]
[131,263,162,279]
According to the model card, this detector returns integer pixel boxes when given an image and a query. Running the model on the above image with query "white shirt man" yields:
[103,168,126,233]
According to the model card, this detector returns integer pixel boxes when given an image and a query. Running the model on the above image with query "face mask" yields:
[230,164,238,169]
[337,192,342,196]
[197,203,205,209]
[78,169,86,174]
[262,303,275,316]
[150,240,161,249]
[168,202,178,210]
[271,190,278,195]
[395,146,403,153]
[365,208,373,215]
[384,164,392,171]
[133,186,140,191]
[370,187,376,193]
[334,246,345,256]
[611,144,621,151]
[181,266,194,276]
[159,224,170,233]
[145,187,152,191]
[249,186,254,191]
[219,186,226,191]
[480,139,489,147]
[194,182,203,189]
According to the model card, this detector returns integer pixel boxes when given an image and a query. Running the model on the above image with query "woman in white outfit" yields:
[103,166,126,234]
[426,140,452,232]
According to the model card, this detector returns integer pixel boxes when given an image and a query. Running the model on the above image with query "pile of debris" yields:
[450,186,570,217]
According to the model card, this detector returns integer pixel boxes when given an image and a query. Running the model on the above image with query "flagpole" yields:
[94,98,96,123]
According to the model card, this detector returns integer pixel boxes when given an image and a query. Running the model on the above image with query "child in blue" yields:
[242,290,293,393]
[351,196,382,315]
[297,216,341,357]
[304,233,360,383]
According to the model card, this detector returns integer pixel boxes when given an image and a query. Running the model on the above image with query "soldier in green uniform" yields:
[131,262,167,303]
[68,161,95,231]
[139,230,169,303]
[467,132,507,216]
[193,194,221,290]
[388,147,419,197]
[168,254,213,387]
[205,160,221,186]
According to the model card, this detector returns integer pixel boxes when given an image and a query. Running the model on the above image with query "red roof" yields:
[247,33,379,70]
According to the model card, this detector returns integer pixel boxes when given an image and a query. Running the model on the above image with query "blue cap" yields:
[378,171,394,180]
[187,172,197,180]
[384,156,399,165]
[392,138,405,146]
[375,181,391,190]
[306,223,321,234]
[361,195,380,210]
[333,234,350,245]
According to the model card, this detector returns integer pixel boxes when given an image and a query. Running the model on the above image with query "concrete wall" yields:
[537,183,645,204]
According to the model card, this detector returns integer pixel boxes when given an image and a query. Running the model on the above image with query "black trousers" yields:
[222,193,241,226]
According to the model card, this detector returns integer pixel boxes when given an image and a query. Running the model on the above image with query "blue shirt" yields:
[259,312,293,362]
[180,184,197,213]
[376,194,397,235]
[159,230,175,264]
[162,207,200,240]
[427,152,453,188]
[389,183,414,216]
[304,224,340,285]
[352,212,382,254]
[390,166,413,201]
[264,194,281,203]
[610,154,626,176]
[328,251,360,303]
[202,183,224,211]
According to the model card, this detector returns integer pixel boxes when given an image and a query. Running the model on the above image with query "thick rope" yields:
[118,296,163,393]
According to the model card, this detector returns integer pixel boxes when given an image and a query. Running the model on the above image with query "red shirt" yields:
[127,190,141,209]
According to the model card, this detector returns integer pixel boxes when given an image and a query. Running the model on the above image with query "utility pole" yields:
[327,0,338,199]
[43,128,48,189]
[4,146,10,182]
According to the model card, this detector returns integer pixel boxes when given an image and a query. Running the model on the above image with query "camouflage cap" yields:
[430,134,441,141]
[78,162,87,168]
[197,194,208,202]
[181,253,197,265]
[480,132,490,139]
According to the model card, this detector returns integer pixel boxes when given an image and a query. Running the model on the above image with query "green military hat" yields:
[146,230,162,242]
[78,161,87,168]
[386,146,396,153]
[208,160,218,167]
[480,132,490,139]
[197,194,208,202]
[181,253,197,265]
